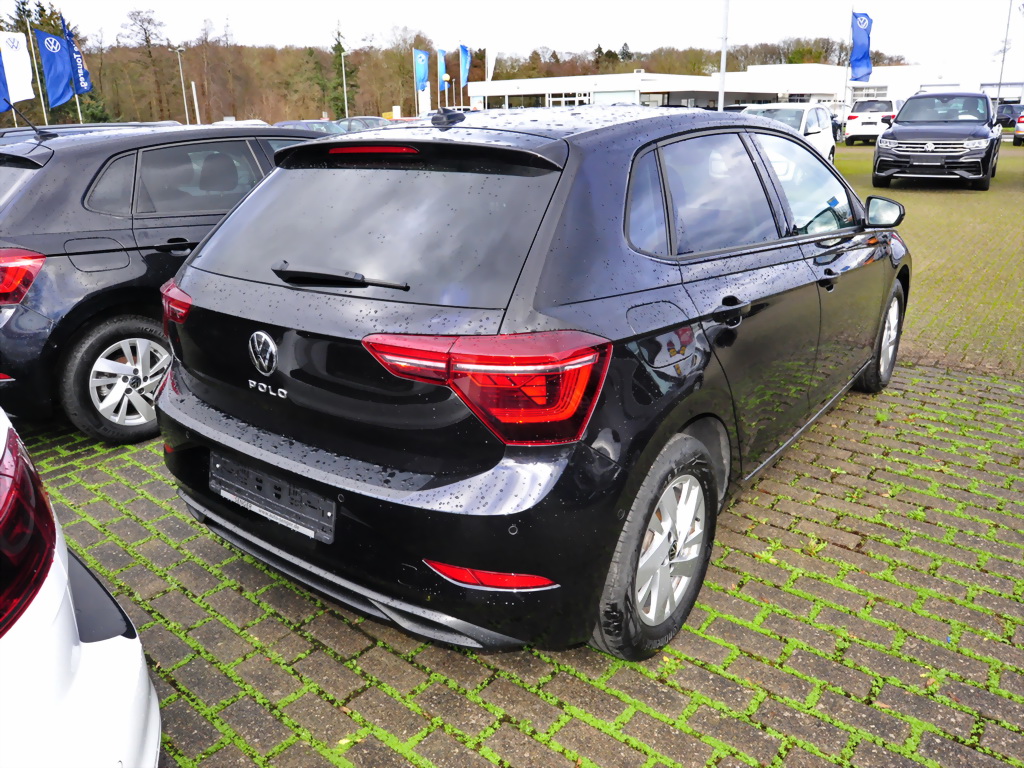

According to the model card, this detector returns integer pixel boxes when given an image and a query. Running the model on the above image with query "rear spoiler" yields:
[0,142,54,168]
[274,132,568,172]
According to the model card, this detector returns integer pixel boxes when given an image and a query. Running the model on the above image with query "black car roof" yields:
[284,105,788,160]
[0,125,321,157]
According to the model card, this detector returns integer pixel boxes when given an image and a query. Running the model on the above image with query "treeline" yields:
[1,3,907,127]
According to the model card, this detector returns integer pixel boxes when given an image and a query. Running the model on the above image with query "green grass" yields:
[835,143,1024,379]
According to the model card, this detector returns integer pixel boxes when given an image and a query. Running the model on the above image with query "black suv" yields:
[0,125,319,442]
[873,92,1002,190]
[158,107,911,659]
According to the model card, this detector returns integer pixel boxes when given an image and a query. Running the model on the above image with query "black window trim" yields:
[132,138,263,219]
[744,127,867,245]
[82,150,137,217]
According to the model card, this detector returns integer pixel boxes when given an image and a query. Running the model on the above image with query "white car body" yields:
[0,411,161,768]
[742,103,837,162]
[844,99,904,144]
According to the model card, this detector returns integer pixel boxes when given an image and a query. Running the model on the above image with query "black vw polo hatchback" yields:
[0,124,319,443]
[158,107,912,659]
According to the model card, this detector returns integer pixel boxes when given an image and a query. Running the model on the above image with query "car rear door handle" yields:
[818,267,839,291]
[711,296,752,325]
[153,238,196,255]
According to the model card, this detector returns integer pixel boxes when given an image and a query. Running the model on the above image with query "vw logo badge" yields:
[924,142,935,152]
[44,37,61,53]
[857,16,869,29]
[248,331,278,377]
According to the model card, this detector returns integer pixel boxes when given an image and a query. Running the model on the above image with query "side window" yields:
[86,153,135,215]
[661,132,778,255]
[625,151,669,256]
[755,133,856,236]
[804,110,818,133]
[136,140,262,215]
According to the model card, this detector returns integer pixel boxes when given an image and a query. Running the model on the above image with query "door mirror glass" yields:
[866,196,905,227]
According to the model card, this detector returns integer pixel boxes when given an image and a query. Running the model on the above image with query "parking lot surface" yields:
[20,362,1023,768]
[17,144,1024,768]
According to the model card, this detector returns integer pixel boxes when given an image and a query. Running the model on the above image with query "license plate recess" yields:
[209,454,336,544]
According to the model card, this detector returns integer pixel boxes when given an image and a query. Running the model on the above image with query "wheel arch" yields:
[680,414,731,510]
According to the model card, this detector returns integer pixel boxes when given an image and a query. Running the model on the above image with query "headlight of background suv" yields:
[877,138,898,149]
[964,139,989,150]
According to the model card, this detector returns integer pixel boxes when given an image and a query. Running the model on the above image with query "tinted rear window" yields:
[851,100,893,112]
[189,152,559,308]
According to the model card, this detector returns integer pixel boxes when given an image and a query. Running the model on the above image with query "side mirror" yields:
[866,196,905,228]
[804,126,821,136]
[881,115,892,126]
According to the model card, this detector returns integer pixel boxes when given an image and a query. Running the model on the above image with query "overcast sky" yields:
[31,0,1024,76]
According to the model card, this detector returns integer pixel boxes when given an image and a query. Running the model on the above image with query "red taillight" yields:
[363,331,612,446]
[847,115,858,120]
[1017,116,1024,124]
[328,146,419,154]
[424,560,556,590]
[0,430,56,639]
[160,279,192,335]
[0,248,44,305]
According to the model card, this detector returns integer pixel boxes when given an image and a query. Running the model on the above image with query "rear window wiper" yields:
[271,260,410,291]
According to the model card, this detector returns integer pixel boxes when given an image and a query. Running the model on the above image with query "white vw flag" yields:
[0,33,35,104]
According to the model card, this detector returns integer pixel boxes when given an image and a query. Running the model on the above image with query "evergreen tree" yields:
[329,30,357,118]
[619,43,633,61]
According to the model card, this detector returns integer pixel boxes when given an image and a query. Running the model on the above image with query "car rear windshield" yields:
[188,147,560,309]
[897,95,989,122]
[0,157,36,212]
[851,100,893,112]
[744,108,803,130]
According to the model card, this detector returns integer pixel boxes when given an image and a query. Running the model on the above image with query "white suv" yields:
[845,99,904,145]
[0,411,161,768]
[742,103,837,162]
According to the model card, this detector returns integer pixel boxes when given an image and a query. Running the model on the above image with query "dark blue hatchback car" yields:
[158,107,912,659]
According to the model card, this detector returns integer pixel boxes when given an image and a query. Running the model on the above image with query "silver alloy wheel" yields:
[635,474,706,626]
[879,296,900,378]
[88,337,171,426]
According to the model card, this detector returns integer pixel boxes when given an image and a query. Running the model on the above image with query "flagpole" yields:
[25,18,49,125]
[74,92,83,123]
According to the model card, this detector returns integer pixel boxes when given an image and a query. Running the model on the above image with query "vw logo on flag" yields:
[44,37,61,53]
[5,37,19,50]
[856,16,869,29]
[417,52,426,64]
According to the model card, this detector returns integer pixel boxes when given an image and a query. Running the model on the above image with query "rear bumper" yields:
[158,373,630,650]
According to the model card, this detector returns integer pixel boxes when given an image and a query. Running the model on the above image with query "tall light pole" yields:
[341,48,349,118]
[169,46,190,125]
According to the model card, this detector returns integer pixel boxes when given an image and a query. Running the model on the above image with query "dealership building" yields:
[467,62,1024,113]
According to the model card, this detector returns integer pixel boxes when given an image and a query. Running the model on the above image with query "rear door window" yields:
[660,132,779,255]
[188,146,561,309]
[754,133,856,236]
[136,140,262,215]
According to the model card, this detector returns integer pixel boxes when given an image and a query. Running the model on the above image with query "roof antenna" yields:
[3,99,57,141]
[431,107,466,130]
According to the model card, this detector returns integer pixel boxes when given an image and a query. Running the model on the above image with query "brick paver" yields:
[18,362,1023,768]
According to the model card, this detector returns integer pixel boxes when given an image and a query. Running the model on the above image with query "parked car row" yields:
[275,116,394,134]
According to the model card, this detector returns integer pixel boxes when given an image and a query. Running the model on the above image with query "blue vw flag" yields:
[61,15,93,95]
[413,48,429,91]
[32,28,73,108]
[0,53,11,112]
[850,12,873,82]
[438,49,448,91]
[459,45,470,87]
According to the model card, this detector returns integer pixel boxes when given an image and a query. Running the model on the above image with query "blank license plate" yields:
[209,454,336,544]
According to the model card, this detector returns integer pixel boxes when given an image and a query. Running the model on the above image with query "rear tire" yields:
[59,315,171,444]
[1013,137,1022,147]
[855,282,905,394]
[872,173,890,188]
[590,435,717,661]
[845,137,855,146]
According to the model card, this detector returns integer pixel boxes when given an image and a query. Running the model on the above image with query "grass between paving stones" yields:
[19,363,1024,768]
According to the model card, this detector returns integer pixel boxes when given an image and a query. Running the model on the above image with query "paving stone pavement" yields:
[18,364,1024,768]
